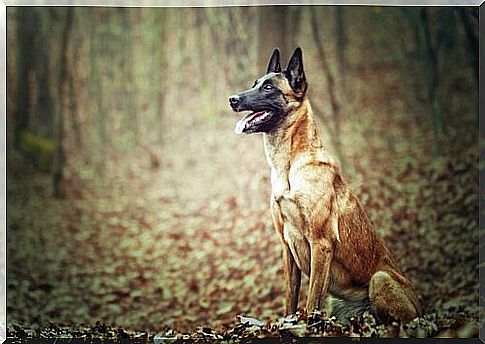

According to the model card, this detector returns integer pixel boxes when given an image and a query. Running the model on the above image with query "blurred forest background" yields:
[6,6,479,337]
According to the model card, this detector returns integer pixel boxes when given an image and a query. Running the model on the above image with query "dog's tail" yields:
[326,295,374,324]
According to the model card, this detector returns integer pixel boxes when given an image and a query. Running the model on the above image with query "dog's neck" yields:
[263,98,323,177]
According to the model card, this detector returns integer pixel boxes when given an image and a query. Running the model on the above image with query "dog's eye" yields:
[263,84,273,91]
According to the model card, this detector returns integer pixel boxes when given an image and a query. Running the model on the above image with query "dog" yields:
[228,47,422,323]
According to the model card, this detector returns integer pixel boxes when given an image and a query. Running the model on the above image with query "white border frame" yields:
[1,2,481,343]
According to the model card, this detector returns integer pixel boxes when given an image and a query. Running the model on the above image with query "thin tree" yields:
[310,8,346,169]
[335,7,348,95]
[13,9,36,150]
[67,9,82,148]
[121,9,139,144]
[456,8,478,84]
[52,8,74,197]
[156,9,168,145]
[258,6,302,70]
[89,9,108,181]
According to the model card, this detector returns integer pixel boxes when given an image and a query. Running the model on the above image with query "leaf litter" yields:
[7,109,480,339]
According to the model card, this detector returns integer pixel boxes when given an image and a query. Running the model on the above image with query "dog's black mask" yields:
[229,48,307,135]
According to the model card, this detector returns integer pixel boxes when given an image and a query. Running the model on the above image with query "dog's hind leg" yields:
[369,270,421,323]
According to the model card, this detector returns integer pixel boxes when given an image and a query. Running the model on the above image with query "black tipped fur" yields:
[267,48,282,74]
[285,47,307,94]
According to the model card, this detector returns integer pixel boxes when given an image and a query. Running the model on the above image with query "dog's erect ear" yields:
[285,47,307,94]
[267,48,281,74]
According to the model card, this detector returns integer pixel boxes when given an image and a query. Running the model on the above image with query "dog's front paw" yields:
[307,309,324,326]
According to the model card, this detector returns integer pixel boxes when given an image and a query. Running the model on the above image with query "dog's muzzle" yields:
[229,95,241,111]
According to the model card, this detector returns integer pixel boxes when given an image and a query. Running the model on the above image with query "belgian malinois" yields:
[228,48,421,323]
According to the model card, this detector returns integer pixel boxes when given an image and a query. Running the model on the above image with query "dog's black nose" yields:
[229,95,240,108]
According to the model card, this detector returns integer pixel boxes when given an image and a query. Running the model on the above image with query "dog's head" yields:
[229,47,308,135]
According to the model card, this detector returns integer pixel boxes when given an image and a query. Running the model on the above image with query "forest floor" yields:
[6,106,481,340]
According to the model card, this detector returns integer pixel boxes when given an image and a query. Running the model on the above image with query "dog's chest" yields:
[270,168,289,198]
[270,168,308,236]
[270,169,311,274]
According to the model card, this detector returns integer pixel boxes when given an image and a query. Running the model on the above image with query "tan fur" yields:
[264,84,421,323]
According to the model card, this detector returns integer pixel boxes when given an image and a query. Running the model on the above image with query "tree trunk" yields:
[286,7,303,55]
[195,9,206,86]
[67,9,82,148]
[68,51,82,148]
[457,8,478,84]
[89,9,107,181]
[157,9,168,145]
[419,9,444,150]
[335,7,347,93]
[14,9,36,149]
[258,6,284,69]
[52,8,73,198]
[310,8,346,169]
[36,10,55,137]
[258,6,301,69]
[121,9,139,144]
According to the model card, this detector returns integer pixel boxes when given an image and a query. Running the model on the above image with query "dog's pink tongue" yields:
[235,118,247,135]
[235,112,263,134]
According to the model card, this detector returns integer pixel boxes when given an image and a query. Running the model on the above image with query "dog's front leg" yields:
[306,239,333,313]
[283,244,301,314]
[272,197,302,314]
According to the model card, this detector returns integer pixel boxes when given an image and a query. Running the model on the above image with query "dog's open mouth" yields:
[235,110,274,134]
